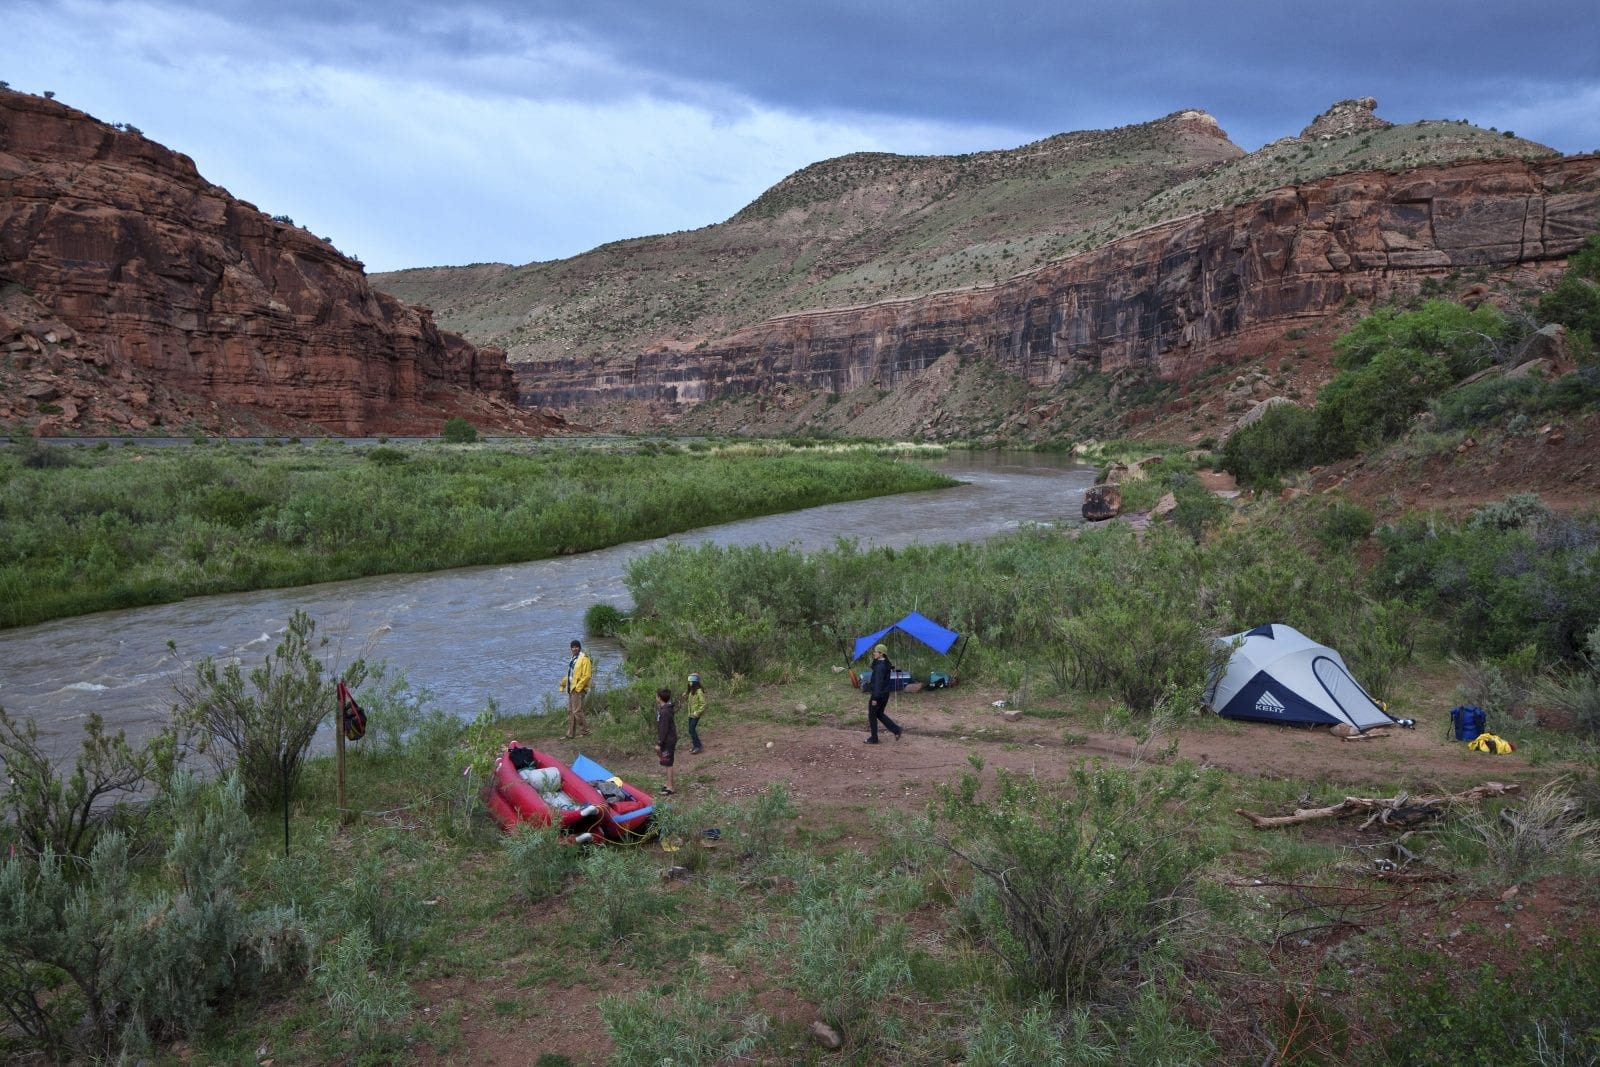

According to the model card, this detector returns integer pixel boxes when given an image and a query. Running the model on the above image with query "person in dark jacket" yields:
[864,643,903,744]
[656,686,678,794]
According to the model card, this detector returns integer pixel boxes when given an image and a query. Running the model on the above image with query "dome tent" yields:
[1203,623,1396,732]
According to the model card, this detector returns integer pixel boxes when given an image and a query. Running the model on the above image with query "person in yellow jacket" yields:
[685,672,706,754]
[559,639,593,738]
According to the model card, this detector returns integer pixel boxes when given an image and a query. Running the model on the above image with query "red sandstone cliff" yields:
[515,154,1600,421]
[0,89,543,436]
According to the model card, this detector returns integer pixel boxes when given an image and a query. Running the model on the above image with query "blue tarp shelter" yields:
[851,611,962,662]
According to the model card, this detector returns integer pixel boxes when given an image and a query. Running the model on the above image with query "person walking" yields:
[685,672,707,754]
[656,686,678,794]
[864,643,903,744]
[559,639,593,739]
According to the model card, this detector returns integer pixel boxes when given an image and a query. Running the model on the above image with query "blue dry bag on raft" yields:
[1449,705,1486,742]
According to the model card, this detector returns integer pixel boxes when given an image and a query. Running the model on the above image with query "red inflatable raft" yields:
[571,753,655,842]
[483,744,607,838]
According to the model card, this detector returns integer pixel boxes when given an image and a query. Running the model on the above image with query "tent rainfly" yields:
[1203,623,1397,733]
[850,611,963,662]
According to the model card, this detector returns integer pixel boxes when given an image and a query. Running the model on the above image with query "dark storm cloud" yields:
[172,0,1599,151]
[577,0,1598,149]
[11,0,1595,268]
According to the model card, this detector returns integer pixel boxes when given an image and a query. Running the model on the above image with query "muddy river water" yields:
[0,451,1096,761]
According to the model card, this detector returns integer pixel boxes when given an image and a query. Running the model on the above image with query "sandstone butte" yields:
[4,82,1600,438]
[515,153,1600,417]
[0,88,558,438]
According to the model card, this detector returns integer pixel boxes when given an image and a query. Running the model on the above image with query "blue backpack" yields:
[1450,705,1486,742]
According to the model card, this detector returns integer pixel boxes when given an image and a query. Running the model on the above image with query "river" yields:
[0,451,1096,761]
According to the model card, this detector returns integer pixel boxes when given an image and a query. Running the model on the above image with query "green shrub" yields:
[600,985,768,1066]
[1569,234,1600,280]
[1316,300,1508,456]
[313,927,410,1037]
[1374,503,1600,661]
[1053,597,1215,713]
[1329,599,1417,703]
[792,878,913,1033]
[348,665,432,757]
[0,775,309,1061]
[0,706,168,860]
[1317,345,1458,455]
[626,543,808,678]
[724,781,798,869]
[1450,647,1539,722]
[1119,989,1221,1064]
[1538,365,1600,407]
[579,847,663,946]
[1047,531,1218,712]
[1432,374,1542,429]
[15,438,71,469]
[584,601,628,638]
[503,823,583,902]
[1334,300,1506,376]
[1533,624,1600,733]
[962,994,1112,1065]
[172,609,367,812]
[1538,275,1600,342]
[936,762,1219,1002]
[1374,934,1600,1064]
[196,485,272,527]
[1451,778,1600,883]
[1469,491,1551,531]
[441,417,477,443]
[1168,470,1229,541]
[1314,499,1375,551]
[1220,402,1321,486]
[318,849,436,969]
[365,446,409,466]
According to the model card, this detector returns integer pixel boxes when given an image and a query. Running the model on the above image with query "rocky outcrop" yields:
[0,89,525,435]
[518,154,1600,415]
[1082,484,1122,522]
[1300,98,1390,141]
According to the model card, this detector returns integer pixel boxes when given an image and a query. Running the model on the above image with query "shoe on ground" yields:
[691,747,704,754]
[893,727,904,740]
[863,737,880,744]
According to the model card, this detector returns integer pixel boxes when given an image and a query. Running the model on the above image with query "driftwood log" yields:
[1235,782,1521,830]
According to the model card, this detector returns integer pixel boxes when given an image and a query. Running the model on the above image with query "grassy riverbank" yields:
[4,471,1600,1062]
[0,439,955,628]
[6,655,1597,1065]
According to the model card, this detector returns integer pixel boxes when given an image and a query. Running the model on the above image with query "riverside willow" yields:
[0,441,955,628]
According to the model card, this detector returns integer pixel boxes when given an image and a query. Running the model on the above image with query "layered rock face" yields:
[518,154,1600,414]
[0,90,520,435]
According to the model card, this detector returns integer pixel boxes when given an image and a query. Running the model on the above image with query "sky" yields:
[7,1,1598,273]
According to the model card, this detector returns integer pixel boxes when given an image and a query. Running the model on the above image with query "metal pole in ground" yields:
[281,741,290,858]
